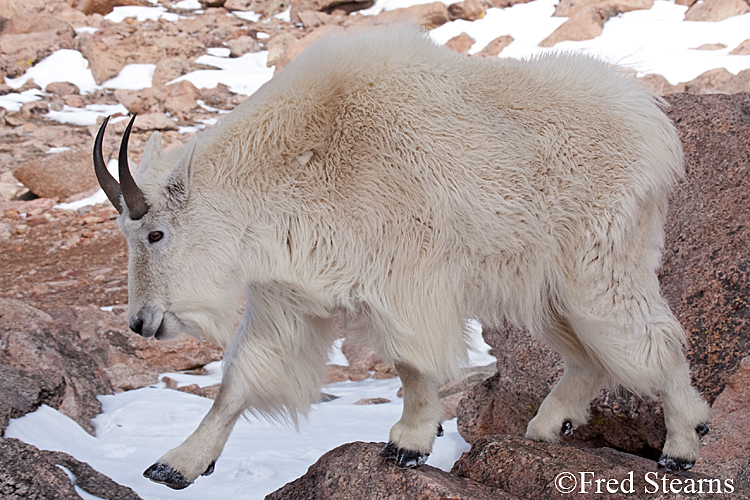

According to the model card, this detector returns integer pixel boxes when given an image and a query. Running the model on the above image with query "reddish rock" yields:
[682,68,750,94]
[696,356,750,484]
[227,35,261,57]
[341,340,381,371]
[0,31,67,78]
[290,0,372,22]
[297,10,341,28]
[353,397,390,405]
[199,83,237,110]
[326,363,371,383]
[266,441,515,499]
[448,0,487,21]
[0,14,74,36]
[13,148,99,201]
[473,35,514,57]
[638,74,685,95]
[445,32,476,54]
[376,2,452,29]
[541,0,652,46]
[488,0,530,6]
[114,87,161,115]
[691,43,728,50]
[539,6,606,47]
[0,437,142,500]
[684,0,750,21]
[45,82,81,96]
[730,39,750,55]
[453,435,740,499]
[67,0,145,16]
[0,299,113,434]
[161,80,200,121]
[266,32,299,68]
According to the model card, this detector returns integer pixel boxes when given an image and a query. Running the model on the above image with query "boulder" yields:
[453,435,742,499]
[445,32,476,54]
[376,2,452,29]
[684,0,750,21]
[114,87,162,115]
[0,14,75,36]
[638,74,685,95]
[539,5,606,47]
[540,0,653,46]
[227,35,261,57]
[447,0,487,21]
[682,68,750,94]
[0,31,67,78]
[265,441,515,499]
[691,42,728,50]
[456,93,750,461]
[67,0,145,16]
[473,35,514,57]
[0,437,142,500]
[45,82,81,96]
[161,80,200,121]
[13,148,99,201]
[290,0,372,22]
[730,39,750,55]
[696,356,750,484]
[0,299,113,434]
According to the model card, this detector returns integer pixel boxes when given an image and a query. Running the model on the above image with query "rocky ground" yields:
[0,0,749,498]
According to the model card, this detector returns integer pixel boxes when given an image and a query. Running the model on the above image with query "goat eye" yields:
[148,231,164,243]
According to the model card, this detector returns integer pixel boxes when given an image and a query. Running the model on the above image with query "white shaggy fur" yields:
[115,26,709,485]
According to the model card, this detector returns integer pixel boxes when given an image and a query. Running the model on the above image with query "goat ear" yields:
[165,136,197,209]
[140,131,162,174]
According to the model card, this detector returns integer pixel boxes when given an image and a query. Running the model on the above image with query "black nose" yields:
[129,317,144,335]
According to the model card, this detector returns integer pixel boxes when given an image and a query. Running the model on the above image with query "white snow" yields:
[173,0,202,10]
[232,11,262,22]
[5,50,98,94]
[170,52,274,95]
[0,89,43,112]
[103,64,156,91]
[47,104,130,126]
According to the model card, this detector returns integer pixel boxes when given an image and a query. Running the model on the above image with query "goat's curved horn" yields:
[93,116,123,213]
[119,114,149,220]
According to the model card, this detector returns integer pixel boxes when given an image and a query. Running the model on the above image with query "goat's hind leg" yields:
[380,362,443,468]
[526,358,607,442]
[653,314,711,471]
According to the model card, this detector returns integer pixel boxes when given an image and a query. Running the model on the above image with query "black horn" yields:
[93,116,123,213]
[119,114,149,220]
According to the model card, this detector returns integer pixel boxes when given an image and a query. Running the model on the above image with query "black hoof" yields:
[436,424,444,437]
[562,420,574,437]
[657,455,695,473]
[143,462,192,490]
[201,461,215,476]
[696,423,709,437]
[380,442,429,468]
[380,442,398,459]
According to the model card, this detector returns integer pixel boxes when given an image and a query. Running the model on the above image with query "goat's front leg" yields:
[380,362,443,468]
[143,363,247,489]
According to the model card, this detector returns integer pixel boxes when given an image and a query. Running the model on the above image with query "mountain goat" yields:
[93,26,710,489]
